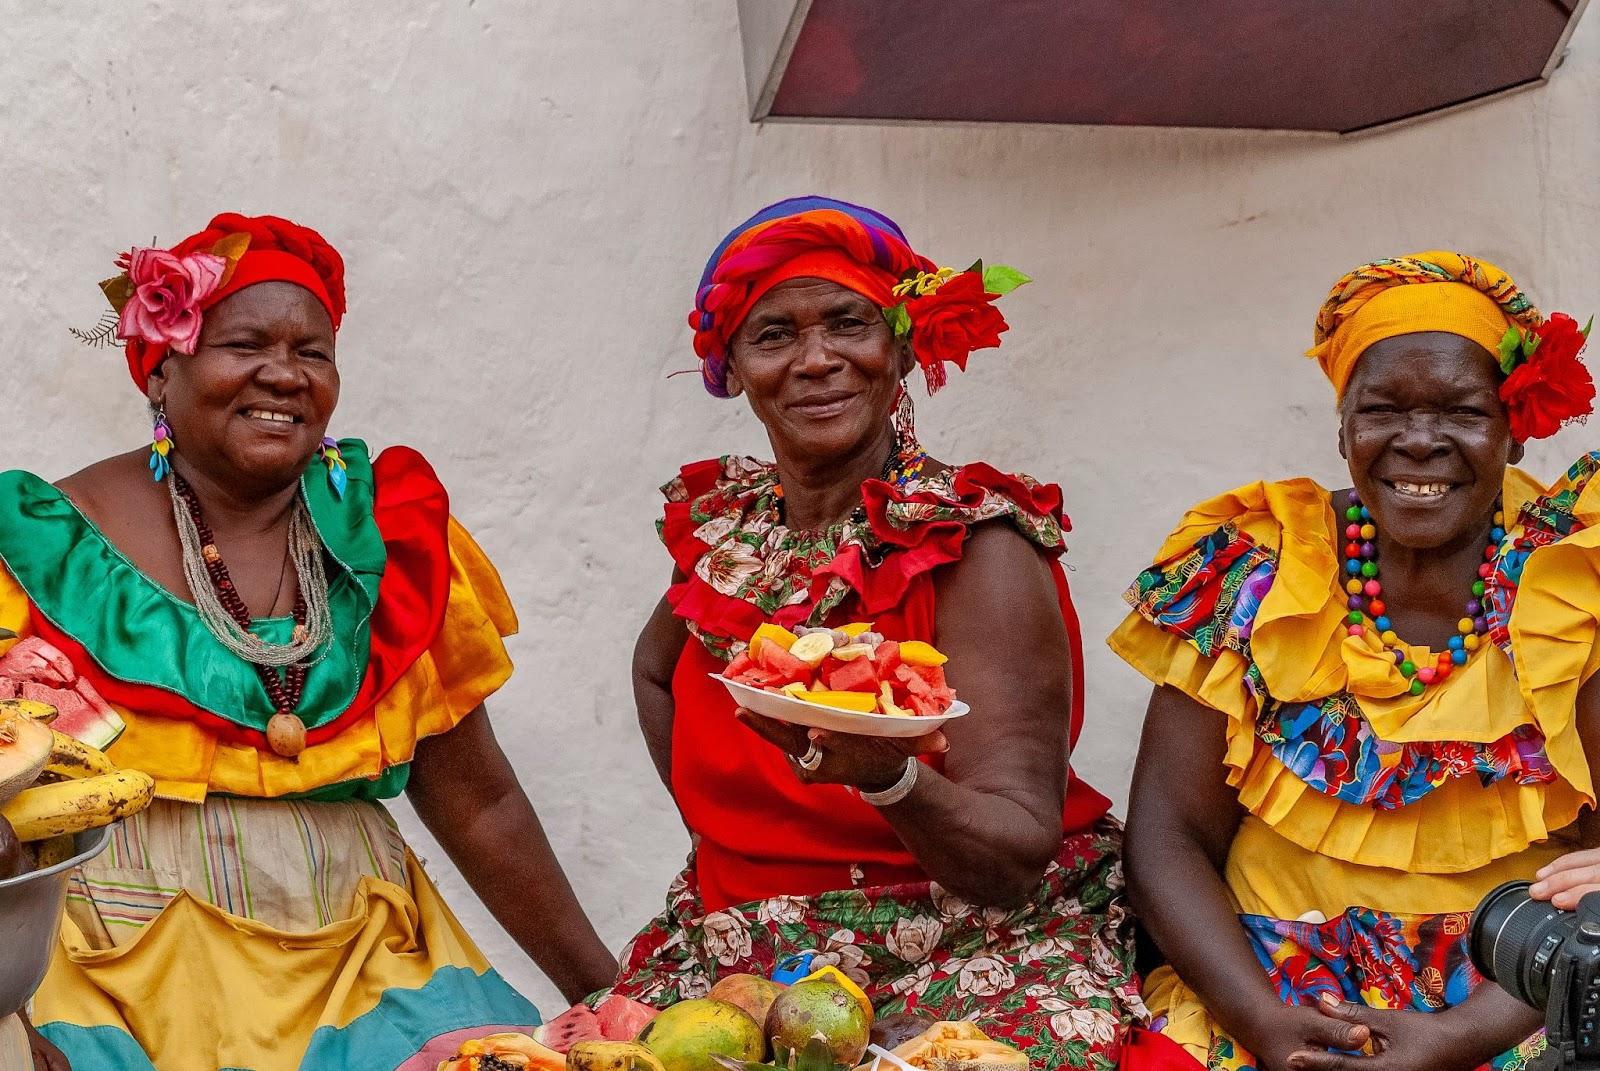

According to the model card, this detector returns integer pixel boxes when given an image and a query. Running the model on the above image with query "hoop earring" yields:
[149,409,173,482]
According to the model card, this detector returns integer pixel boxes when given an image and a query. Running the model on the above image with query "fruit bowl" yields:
[0,824,111,1018]
[715,676,969,739]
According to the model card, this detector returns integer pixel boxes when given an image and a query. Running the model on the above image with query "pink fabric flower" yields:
[115,247,227,354]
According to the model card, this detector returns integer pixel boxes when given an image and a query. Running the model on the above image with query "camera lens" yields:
[1470,880,1565,1011]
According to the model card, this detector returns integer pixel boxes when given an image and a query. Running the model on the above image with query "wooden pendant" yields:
[266,713,306,759]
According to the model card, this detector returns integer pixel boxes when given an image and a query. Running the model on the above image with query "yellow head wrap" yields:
[1307,251,1544,397]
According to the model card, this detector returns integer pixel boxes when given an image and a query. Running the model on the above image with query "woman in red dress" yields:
[616,196,1144,1070]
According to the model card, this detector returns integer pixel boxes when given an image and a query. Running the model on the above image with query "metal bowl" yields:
[0,825,111,1018]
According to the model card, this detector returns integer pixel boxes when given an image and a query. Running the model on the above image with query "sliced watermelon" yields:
[901,664,948,691]
[755,643,812,686]
[594,995,658,1041]
[875,640,902,676]
[20,682,124,749]
[725,652,757,679]
[825,657,881,694]
[533,1004,603,1053]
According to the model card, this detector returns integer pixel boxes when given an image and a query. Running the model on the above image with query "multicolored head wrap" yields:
[690,196,1028,397]
[79,213,346,391]
[1308,251,1594,441]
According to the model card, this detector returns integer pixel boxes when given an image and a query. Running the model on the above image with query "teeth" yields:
[244,409,295,423]
[1392,481,1450,497]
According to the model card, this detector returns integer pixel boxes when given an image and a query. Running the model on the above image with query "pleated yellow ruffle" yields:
[1110,459,1600,875]
[0,518,517,801]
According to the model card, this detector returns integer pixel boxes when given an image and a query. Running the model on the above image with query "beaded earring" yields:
[318,437,347,499]
[149,408,173,482]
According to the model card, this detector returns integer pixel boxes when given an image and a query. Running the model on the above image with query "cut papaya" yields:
[802,690,879,713]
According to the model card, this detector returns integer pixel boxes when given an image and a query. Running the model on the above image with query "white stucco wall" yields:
[2,1,1597,1013]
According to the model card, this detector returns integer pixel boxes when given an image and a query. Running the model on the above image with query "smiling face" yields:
[1340,331,1522,550]
[725,278,914,468]
[146,281,339,496]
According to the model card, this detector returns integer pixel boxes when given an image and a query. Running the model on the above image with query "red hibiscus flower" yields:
[1500,313,1596,442]
[906,271,1009,391]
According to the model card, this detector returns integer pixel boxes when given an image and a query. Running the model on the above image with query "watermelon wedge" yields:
[533,1004,603,1052]
[594,995,658,1041]
[0,638,124,749]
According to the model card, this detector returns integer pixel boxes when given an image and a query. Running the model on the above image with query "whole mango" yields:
[637,999,764,1071]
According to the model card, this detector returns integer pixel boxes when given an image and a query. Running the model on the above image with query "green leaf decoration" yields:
[1523,332,1541,359]
[884,303,912,339]
[981,264,1032,296]
[1497,325,1523,375]
[0,627,15,640]
[1583,315,1593,339]
[965,259,984,277]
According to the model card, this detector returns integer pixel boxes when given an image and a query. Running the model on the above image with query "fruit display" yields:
[0,698,154,876]
[722,624,956,717]
[437,974,1024,1071]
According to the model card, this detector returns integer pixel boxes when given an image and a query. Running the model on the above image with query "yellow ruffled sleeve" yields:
[1510,454,1600,803]
[114,517,519,800]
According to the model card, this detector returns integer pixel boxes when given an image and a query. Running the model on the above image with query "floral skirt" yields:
[610,819,1144,1071]
[1144,907,1545,1070]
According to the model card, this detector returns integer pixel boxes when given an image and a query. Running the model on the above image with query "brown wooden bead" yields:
[266,713,306,758]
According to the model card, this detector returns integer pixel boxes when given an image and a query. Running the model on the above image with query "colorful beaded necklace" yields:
[1340,489,1504,696]
[773,431,928,526]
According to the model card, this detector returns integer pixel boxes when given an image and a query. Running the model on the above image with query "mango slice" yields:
[749,623,799,658]
[802,690,878,713]
[839,622,875,638]
[897,641,948,667]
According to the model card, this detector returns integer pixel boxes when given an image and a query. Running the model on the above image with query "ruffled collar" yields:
[0,440,384,730]
[661,455,1066,657]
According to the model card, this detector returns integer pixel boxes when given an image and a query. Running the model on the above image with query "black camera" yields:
[1472,881,1600,1070]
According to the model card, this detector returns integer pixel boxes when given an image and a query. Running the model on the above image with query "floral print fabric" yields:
[609,821,1143,1071]
[1175,908,1544,1070]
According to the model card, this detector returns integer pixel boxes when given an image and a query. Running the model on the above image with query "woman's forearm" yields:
[877,767,1059,907]
[1126,820,1286,1050]
[417,782,618,1002]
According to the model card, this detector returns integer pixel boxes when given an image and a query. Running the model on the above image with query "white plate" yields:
[713,675,969,738]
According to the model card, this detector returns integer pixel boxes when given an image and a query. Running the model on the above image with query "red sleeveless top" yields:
[659,456,1111,911]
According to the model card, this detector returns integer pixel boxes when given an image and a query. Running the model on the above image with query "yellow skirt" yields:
[31,799,540,1071]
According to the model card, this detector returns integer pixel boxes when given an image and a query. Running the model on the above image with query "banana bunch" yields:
[0,699,153,863]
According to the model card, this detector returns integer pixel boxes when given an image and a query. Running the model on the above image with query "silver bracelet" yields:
[857,757,919,807]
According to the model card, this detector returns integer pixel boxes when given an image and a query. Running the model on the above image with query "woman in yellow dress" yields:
[5,212,616,1070]
[1111,253,1598,1070]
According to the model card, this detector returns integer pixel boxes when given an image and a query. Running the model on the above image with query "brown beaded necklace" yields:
[173,472,310,757]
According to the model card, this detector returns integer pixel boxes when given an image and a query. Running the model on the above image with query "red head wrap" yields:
[121,213,345,391]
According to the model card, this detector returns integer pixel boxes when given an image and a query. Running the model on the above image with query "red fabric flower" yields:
[905,270,1008,391]
[1500,312,1596,441]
